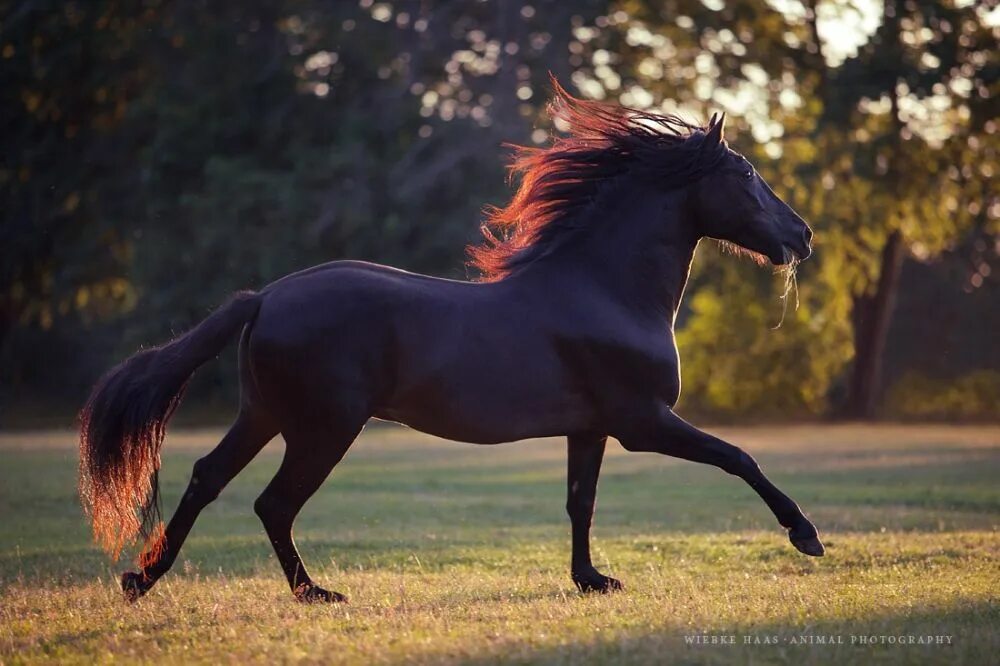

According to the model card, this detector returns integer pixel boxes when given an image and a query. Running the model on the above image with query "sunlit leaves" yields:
[575,0,997,415]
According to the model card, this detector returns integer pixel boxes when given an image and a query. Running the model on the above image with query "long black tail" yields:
[79,291,262,560]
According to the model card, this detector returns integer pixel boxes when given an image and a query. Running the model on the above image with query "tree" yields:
[3,0,994,420]
[571,0,998,417]
[1,0,610,410]
[826,0,998,416]
[1,1,157,394]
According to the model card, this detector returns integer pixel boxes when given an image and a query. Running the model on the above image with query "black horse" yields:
[80,82,822,604]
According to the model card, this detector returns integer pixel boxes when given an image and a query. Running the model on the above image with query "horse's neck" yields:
[514,186,699,325]
[588,186,699,323]
[646,238,699,324]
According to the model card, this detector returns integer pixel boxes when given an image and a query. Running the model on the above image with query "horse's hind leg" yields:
[254,411,367,603]
[121,408,277,601]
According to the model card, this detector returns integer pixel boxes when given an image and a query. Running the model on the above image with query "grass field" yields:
[1,424,998,664]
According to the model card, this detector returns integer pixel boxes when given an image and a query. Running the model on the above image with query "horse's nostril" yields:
[802,227,813,247]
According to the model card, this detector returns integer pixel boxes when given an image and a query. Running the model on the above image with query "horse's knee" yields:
[186,457,223,507]
[721,448,760,477]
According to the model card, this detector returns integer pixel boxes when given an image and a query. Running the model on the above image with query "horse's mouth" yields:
[769,246,797,266]
[772,243,811,266]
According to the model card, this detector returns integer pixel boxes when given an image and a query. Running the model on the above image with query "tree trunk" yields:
[845,230,905,418]
[843,0,907,419]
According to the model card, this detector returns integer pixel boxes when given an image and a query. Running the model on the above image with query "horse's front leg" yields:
[567,434,623,592]
[617,406,824,556]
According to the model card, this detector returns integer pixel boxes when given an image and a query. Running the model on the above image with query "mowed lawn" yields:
[1,424,998,664]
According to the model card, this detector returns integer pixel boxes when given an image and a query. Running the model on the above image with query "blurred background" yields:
[1,0,997,426]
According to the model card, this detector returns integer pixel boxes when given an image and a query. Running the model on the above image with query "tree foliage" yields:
[572,0,998,417]
[2,0,996,420]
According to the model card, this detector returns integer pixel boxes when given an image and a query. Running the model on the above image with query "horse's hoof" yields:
[294,583,348,603]
[789,526,825,557]
[572,570,624,594]
[121,571,150,603]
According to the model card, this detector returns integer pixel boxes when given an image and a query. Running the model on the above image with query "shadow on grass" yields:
[450,599,998,665]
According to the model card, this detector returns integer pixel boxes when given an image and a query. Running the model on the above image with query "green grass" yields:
[1,424,998,664]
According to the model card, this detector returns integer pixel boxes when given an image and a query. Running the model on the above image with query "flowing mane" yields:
[468,79,728,281]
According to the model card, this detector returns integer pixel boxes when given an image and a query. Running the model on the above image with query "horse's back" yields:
[259,259,472,325]
[246,261,486,417]
[245,260,593,442]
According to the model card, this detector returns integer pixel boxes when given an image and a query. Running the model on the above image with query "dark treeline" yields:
[2,0,997,425]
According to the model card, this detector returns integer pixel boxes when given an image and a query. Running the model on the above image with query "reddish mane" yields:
[468,79,718,281]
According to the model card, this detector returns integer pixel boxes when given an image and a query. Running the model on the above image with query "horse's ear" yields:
[704,112,726,147]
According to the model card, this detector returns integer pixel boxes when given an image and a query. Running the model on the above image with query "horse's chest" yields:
[555,332,681,406]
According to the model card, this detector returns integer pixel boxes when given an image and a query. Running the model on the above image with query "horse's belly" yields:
[374,407,589,444]
[376,373,593,444]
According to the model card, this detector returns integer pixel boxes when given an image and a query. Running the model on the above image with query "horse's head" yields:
[469,83,815,281]
[690,114,813,265]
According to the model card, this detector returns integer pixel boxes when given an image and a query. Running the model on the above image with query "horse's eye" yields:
[743,168,754,181]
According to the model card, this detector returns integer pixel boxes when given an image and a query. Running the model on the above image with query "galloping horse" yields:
[80,82,822,604]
